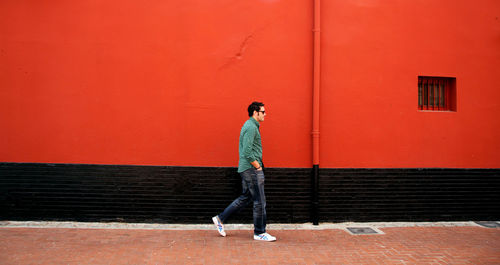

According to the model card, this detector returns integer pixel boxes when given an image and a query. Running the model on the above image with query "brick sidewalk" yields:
[1,226,499,264]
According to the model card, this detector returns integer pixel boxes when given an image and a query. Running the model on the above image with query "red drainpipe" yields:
[312,0,320,225]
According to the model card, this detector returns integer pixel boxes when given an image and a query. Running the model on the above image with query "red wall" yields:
[1,1,499,168]
[320,0,500,168]
[0,0,312,167]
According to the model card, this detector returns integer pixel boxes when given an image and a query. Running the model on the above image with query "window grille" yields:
[418,76,456,111]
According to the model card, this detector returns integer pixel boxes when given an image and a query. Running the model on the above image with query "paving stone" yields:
[0,226,499,264]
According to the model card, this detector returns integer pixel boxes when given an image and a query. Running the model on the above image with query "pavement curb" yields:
[0,221,485,230]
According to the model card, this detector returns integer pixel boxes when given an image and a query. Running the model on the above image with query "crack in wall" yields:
[219,34,254,70]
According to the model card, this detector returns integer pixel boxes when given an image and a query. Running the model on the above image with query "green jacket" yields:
[238,118,262,173]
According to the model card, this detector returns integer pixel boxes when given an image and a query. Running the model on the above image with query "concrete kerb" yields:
[0,221,486,232]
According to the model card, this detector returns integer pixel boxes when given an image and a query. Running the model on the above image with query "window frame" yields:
[418,76,455,111]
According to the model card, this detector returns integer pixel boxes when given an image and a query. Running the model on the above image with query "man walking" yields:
[212,101,276,242]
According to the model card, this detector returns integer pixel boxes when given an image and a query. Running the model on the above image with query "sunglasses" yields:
[259,110,266,114]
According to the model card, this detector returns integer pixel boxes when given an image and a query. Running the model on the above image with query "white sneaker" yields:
[253,232,276,242]
[212,216,226,237]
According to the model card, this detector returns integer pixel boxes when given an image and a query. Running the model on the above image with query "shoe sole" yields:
[212,217,226,237]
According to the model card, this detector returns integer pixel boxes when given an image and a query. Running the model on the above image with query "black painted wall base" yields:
[1,163,499,223]
[319,168,500,222]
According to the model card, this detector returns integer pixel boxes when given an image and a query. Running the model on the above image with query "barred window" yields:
[418,76,456,111]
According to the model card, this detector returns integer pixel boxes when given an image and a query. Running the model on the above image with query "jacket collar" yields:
[250,117,260,128]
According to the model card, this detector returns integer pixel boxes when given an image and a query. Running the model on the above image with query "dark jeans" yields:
[218,168,267,235]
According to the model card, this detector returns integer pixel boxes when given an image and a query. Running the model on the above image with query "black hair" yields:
[247,101,265,117]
